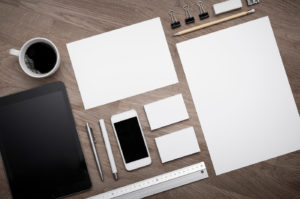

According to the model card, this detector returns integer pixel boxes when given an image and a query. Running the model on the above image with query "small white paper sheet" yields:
[144,94,189,130]
[67,18,178,109]
[177,17,300,175]
[155,127,200,163]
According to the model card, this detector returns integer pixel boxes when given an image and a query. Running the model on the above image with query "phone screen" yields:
[114,117,149,163]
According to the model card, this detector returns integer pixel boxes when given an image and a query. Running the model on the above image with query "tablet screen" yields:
[0,82,91,199]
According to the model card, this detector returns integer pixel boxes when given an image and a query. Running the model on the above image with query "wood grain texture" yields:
[0,0,299,198]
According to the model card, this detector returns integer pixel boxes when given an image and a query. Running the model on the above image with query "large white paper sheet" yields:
[177,17,300,175]
[67,18,178,109]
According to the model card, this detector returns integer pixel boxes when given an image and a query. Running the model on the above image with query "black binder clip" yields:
[183,4,195,24]
[169,10,181,29]
[197,1,209,20]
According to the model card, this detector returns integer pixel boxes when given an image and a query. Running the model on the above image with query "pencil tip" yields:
[173,33,178,37]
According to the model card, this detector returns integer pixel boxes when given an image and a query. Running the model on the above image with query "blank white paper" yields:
[144,94,189,130]
[67,18,178,109]
[155,127,200,163]
[177,17,300,175]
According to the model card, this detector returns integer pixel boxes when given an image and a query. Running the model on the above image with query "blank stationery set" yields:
[67,18,201,165]
[66,13,300,192]
[2,2,299,198]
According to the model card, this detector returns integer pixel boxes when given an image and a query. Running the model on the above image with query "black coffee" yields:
[25,42,57,74]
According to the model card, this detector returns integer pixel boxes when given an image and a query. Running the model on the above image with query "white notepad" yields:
[144,94,189,130]
[177,17,300,175]
[67,18,178,109]
[155,127,200,163]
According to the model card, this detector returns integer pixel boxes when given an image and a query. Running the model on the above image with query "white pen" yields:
[99,119,118,180]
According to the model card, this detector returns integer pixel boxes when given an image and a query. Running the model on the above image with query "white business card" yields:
[155,127,200,163]
[144,94,189,130]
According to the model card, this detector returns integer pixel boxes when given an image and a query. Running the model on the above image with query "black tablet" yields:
[0,82,91,199]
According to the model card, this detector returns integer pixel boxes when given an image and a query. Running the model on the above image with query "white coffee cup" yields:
[9,37,60,78]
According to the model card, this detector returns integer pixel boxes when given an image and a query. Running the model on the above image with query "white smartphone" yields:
[111,109,151,171]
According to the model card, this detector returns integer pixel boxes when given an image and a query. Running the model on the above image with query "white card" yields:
[177,17,300,175]
[213,0,242,15]
[155,127,200,163]
[144,94,189,130]
[67,18,178,109]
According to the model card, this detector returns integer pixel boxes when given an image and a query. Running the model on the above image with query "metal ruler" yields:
[88,162,208,199]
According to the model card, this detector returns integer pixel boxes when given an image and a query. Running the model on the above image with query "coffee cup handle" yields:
[9,49,20,57]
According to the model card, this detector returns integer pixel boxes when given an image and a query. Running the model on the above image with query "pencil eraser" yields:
[213,0,242,15]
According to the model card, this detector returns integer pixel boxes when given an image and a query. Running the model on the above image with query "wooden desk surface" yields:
[0,0,299,198]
